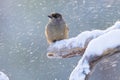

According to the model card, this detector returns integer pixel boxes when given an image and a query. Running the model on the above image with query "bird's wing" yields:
[66,24,69,31]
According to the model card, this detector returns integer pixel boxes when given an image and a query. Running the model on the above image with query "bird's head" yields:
[48,13,63,22]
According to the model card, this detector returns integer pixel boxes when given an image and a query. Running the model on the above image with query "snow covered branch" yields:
[47,21,120,58]
[69,29,120,80]
[47,30,104,58]
[46,21,120,80]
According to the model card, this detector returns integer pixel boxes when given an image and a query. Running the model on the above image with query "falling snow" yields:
[1,0,120,80]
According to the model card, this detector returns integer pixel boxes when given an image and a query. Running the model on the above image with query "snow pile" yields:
[0,72,9,80]
[69,29,120,80]
[47,21,120,58]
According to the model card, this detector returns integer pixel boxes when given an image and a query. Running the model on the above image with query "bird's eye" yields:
[52,14,58,18]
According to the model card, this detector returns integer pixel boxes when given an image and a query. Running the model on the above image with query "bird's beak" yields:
[48,15,52,18]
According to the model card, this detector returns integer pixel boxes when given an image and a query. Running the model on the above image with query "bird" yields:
[45,12,69,44]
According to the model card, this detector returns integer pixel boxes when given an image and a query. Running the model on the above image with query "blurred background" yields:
[0,0,120,80]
